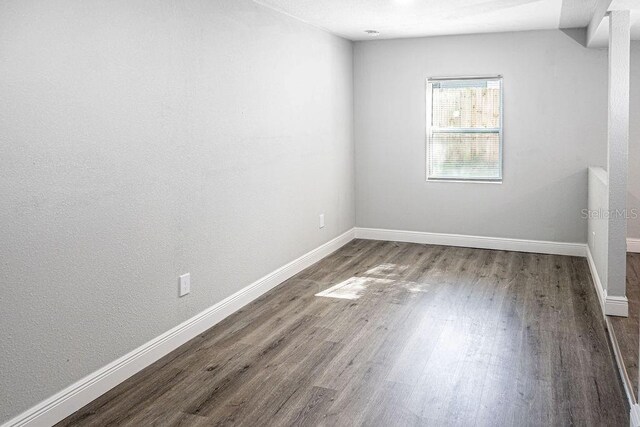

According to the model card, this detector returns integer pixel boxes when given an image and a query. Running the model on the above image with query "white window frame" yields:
[426,75,503,183]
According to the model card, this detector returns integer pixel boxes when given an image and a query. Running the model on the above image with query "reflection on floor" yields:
[58,240,628,426]
[609,253,640,401]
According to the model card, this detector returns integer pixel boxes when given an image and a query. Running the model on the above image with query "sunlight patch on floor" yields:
[365,263,408,276]
[314,262,432,300]
[315,276,395,300]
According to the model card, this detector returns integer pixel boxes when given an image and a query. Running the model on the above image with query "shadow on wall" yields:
[558,0,598,46]
[560,28,588,47]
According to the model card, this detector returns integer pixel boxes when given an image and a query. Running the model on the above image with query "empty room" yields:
[3,0,640,426]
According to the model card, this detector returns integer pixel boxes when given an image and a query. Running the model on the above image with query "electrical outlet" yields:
[319,213,325,229]
[179,273,190,297]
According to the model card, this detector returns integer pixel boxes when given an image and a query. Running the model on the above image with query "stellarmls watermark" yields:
[581,208,639,219]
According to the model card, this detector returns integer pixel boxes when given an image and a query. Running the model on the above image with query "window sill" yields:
[426,178,503,184]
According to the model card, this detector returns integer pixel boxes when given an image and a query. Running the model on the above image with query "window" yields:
[426,76,503,182]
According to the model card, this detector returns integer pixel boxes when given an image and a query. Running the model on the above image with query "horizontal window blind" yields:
[427,77,502,181]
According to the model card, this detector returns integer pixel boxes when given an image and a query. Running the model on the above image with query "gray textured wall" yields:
[354,30,611,243]
[2,4,640,423]
[0,0,354,422]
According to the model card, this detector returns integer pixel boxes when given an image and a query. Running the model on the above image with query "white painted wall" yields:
[606,11,630,300]
[628,41,640,239]
[354,29,609,243]
[0,0,354,422]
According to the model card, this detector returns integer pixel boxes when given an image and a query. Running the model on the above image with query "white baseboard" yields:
[586,246,607,316]
[631,404,640,427]
[357,226,627,317]
[607,316,636,406]
[586,246,629,317]
[628,238,640,253]
[4,227,630,426]
[586,249,634,424]
[606,295,630,317]
[2,229,356,427]
[354,227,587,257]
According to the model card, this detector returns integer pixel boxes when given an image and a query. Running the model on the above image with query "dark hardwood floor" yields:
[609,253,640,401]
[58,240,628,426]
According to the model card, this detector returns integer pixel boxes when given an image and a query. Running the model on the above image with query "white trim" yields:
[354,227,587,257]
[425,76,504,183]
[425,179,503,184]
[587,247,634,425]
[586,246,629,317]
[631,404,640,427]
[606,316,636,405]
[628,238,640,253]
[1,229,356,427]
[606,294,629,317]
[586,246,608,315]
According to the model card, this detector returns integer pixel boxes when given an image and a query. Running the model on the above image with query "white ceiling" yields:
[253,0,600,41]
[589,10,640,47]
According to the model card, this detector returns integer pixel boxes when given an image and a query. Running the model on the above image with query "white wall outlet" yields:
[319,213,325,229]
[179,273,190,297]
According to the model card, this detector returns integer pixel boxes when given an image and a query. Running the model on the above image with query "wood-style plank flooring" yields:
[609,253,640,401]
[58,240,628,426]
